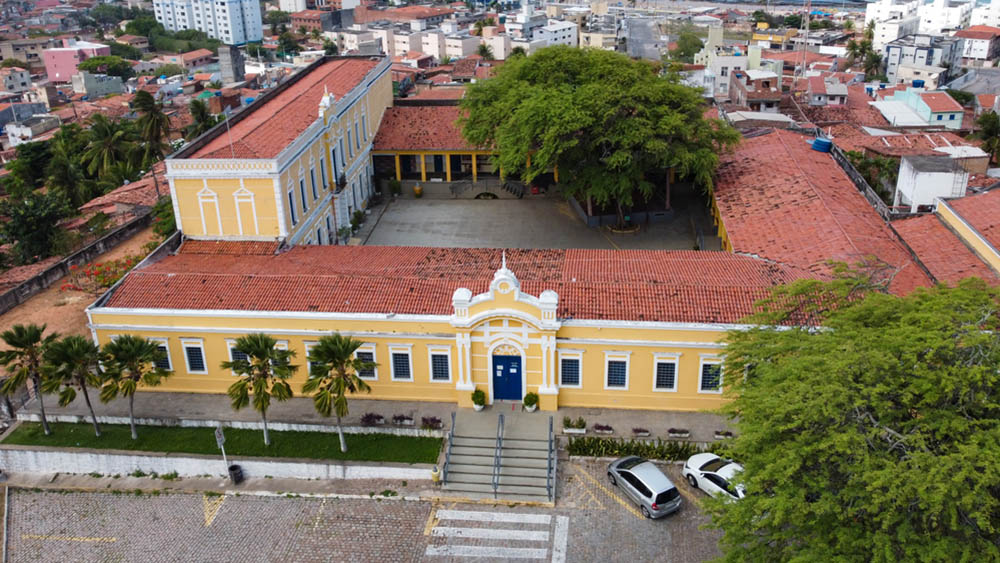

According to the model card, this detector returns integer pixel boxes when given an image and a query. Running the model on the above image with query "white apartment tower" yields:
[153,0,263,45]
[972,0,1000,27]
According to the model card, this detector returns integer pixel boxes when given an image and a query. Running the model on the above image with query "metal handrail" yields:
[492,413,504,498]
[546,415,555,501]
[442,411,456,484]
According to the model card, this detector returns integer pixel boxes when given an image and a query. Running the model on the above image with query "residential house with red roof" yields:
[954,25,1000,62]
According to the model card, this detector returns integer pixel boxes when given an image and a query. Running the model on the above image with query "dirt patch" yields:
[0,226,159,347]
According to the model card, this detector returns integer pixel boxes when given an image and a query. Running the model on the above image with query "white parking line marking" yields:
[551,516,569,563]
[425,545,549,559]
[435,509,552,525]
[432,527,550,541]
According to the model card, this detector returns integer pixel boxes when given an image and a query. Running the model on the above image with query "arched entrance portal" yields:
[490,342,525,403]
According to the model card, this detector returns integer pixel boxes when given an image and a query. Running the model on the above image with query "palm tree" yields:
[975,111,1000,164]
[101,335,172,440]
[81,114,137,178]
[511,46,527,58]
[302,334,374,453]
[133,90,171,168]
[845,38,861,61]
[46,135,91,207]
[310,28,321,41]
[842,19,855,32]
[863,51,883,80]
[0,324,58,435]
[185,99,218,141]
[222,333,298,446]
[42,335,103,437]
[477,43,495,61]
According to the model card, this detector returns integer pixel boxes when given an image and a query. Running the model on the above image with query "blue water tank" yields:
[812,138,833,153]
[913,79,925,88]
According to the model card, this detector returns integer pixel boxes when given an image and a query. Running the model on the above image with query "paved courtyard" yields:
[6,460,722,562]
[363,198,720,251]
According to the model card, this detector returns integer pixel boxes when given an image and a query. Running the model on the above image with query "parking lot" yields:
[364,198,720,251]
[6,460,721,562]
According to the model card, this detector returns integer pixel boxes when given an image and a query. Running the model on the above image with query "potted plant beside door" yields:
[471,388,486,411]
[523,392,539,412]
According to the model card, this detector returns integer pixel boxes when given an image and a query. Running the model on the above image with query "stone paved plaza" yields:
[6,460,721,563]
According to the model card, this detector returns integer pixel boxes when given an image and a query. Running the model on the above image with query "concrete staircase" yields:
[443,408,554,503]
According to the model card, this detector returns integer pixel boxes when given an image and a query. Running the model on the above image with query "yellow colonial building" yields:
[88,243,806,412]
[86,54,810,413]
[167,55,392,245]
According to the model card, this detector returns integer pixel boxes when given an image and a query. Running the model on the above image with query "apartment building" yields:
[152,0,262,45]
[43,39,110,83]
[917,0,973,34]
[884,34,963,83]
[0,66,31,93]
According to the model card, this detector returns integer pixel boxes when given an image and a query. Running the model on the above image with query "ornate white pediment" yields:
[451,251,560,330]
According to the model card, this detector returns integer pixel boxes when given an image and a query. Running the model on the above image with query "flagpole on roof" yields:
[223,103,235,159]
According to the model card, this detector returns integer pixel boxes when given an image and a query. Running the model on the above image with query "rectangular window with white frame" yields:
[226,338,250,375]
[389,345,413,381]
[287,188,297,225]
[150,337,171,371]
[652,354,679,392]
[604,352,630,390]
[181,338,207,374]
[310,167,318,199]
[699,357,723,394]
[557,350,583,388]
[354,344,377,380]
[304,341,322,376]
[299,178,308,212]
[427,346,451,383]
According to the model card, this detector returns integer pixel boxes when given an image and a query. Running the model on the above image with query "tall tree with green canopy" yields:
[222,333,298,446]
[133,90,172,167]
[46,124,94,208]
[460,46,739,227]
[77,55,134,79]
[302,333,375,453]
[0,190,70,264]
[974,110,1000,164]
[101,335,172,440]
[42,335,104,437]
[668,31,703,63]
[708,272,1000,562]
[81,114,137,178]
[0,324,59,435]
[185,98,219,140]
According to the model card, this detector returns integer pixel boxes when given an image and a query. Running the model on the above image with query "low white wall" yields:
[0,446,433,481]
[16,413,444,439]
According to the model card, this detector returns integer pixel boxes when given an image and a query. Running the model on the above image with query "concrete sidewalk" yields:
[18,392,731,443]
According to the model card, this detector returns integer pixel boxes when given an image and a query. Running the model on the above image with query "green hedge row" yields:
[567,436,720,461]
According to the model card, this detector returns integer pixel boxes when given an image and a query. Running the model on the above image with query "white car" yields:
[681,453,746,500]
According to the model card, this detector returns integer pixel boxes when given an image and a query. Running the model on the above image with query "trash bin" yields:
[228,464,244,485]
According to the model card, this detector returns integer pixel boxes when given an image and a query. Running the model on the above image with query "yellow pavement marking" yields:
[312,498,328,531]
[573,466,644,520]
[203,494,226,527]
[564,474,606,510]
[423,500,440,536]
[675,484,702,508]
[22,534,117,543]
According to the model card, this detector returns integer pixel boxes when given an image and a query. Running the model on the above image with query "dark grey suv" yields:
[607,456,682,518]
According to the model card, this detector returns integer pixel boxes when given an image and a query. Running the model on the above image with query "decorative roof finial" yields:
[324,84,328,96]
[502,249,507,270]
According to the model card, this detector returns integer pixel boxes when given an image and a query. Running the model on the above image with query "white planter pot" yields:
[714,433,733,440]
[633,432,651,438]
[668,432,690,439]
[562,427,586,435]
[524,404,537,413]
[396,419,414,426]
[473,404,484,411]
[594,429,614,435]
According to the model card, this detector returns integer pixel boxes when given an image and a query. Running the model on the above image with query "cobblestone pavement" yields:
[8,460,721,563]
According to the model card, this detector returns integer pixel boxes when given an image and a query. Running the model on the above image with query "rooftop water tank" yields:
[912,79,925,88]
[812,138,833,153]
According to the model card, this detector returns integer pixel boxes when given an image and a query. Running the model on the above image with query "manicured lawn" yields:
[4,422,441,464]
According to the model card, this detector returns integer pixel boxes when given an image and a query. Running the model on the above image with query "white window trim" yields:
[652,353,681,393]
[181,338,207,375]
[699,355,724,394]
[149,337,172,371]
[603,351,631,391]
[557,349,583,389]
[354,343,378,381]
[427,345,452,383]
[389,344,413,381]
[225,338,248,376]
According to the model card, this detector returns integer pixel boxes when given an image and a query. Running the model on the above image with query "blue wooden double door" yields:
[492,355,522,401]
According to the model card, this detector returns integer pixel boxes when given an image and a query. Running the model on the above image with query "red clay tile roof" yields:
[954,29,999,40]
[191,58,379,159]
[976,94,996,109]
[920,92,962,113]
[892,214,1000,285]
[947,188,1000,250]
[406,87,465,100]
[802,84,889,127]
[714,129,930,294]
[373,105,477,151]
[180,240,281,255]
[101,246,811,323]
[182,48,214,62]
[80,162,166,213]
[763,49,834,66]
[828,123,981,157]
[451,57,479,79]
